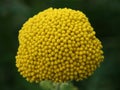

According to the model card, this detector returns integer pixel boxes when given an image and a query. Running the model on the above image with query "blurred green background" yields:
[0,0,120,90]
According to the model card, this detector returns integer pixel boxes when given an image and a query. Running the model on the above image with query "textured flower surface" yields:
[16,8,104,83]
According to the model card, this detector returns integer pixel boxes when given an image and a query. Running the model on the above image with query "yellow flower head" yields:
[16,8,104,83]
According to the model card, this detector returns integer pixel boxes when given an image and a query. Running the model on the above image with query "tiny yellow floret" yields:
[16,8,104,83]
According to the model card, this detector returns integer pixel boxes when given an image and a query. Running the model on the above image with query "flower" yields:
[16,8,104,83]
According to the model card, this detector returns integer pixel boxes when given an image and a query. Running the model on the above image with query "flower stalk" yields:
[40,80,77,90]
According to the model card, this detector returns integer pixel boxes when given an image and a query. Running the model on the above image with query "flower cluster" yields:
[16,8,104,83]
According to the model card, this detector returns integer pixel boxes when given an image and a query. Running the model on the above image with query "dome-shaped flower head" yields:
[16,8,104,83]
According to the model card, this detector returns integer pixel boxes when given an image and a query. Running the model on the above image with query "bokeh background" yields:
[0,0,120,90]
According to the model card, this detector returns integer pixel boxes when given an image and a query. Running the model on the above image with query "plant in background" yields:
[16,8,104,90]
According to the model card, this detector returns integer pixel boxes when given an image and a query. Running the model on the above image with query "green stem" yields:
[56,83,60,90]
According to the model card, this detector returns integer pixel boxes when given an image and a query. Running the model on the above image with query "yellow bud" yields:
[16,7,104,83]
